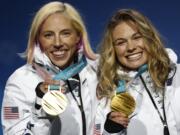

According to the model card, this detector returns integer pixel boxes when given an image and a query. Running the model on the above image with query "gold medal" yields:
[111,92,136,116]
[42,91,68,116]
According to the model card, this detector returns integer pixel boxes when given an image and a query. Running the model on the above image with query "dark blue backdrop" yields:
[1,0,180,134]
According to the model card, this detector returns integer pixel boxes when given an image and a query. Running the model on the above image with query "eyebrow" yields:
[60,29,73,32]
[132,32,141,37]
[40,28,74,34]
[113,32,141,43]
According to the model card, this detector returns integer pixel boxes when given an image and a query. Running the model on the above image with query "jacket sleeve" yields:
[1,68,52,135]
[94,98,125,135]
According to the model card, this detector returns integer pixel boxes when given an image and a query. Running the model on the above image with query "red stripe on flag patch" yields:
[3,106,19,119]
[94,123,101,135]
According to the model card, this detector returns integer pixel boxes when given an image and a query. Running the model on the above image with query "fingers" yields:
[109,112,129,128]
[39,79,61,93]
[109,111,127,118]
[44,79,60,85]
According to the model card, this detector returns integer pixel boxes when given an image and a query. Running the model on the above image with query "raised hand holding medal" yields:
[35,56,87,116]
[111,65,148,117]
[105,79,136,133]
[111,80,136,117]
[41,80,68,116]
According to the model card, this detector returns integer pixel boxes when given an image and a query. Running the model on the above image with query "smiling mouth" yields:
[52,50,66,58]
[126,52,142,61]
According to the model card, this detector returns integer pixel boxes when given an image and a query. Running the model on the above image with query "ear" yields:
[75,35,83,51]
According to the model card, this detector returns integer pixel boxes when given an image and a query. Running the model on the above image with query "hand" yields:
[104,111,129,133]
[108,111,129,128]
[39,79,60,94]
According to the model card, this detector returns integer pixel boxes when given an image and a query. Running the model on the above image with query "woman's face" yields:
[112,21,148,70]
[39,13,80,69]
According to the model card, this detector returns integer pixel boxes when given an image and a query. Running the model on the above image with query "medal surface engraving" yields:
[111,92,136,116]
[42,91,68,116]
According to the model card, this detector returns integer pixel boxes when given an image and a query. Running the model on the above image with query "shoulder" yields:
[86,54,100,72]
[166,48,178,63]
[79,56,99,82]
[6,64,40,87]
[167,63,180,88]
[8,64,34,80]
[174,64,180,78]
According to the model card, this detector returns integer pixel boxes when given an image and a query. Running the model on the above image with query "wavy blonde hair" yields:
[97,9,170,98]
[24,1,96,64]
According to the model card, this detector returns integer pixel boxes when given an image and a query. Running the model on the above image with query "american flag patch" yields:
[94,123,101,135]
[3,106,19,119]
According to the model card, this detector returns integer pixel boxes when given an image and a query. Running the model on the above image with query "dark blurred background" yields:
[1,0,180,134]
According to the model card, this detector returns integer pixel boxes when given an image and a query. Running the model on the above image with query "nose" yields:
[127,39,136,52]
[54,35,62,47]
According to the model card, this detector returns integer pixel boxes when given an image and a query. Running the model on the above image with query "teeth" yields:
[53,51,65,55]
[127,53,141,60]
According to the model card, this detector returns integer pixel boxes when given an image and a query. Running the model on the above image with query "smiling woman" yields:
[39,13,80,69]
[112,21,148,70]
[97,9,180,135]
[1,1,99,135]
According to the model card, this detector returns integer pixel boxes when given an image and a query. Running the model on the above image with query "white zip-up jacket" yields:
[1,46,99,135]
[97,49,180,135]
[124,63,180,135]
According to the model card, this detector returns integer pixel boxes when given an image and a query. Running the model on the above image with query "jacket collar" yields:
[33,45,59,74]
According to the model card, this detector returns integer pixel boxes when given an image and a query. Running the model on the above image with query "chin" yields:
[124,63,144,70]
[57,63,67,68]
[50,59,65,68]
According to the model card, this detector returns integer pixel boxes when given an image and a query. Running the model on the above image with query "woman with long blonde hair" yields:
[97,9,180,135]
[1,1,99,135]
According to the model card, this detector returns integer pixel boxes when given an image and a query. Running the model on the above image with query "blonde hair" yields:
[97,9,170,98]
[25,1,96,64]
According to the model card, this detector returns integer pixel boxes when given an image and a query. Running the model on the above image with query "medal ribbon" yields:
[34,56,87,90]
[50,56,87,90]
[53,55,87,80]
[116,64,148,93]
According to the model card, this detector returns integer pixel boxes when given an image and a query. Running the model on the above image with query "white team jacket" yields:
[1,46,99,135]
[97,49,180,135]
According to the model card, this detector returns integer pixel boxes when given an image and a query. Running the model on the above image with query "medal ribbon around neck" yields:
[34,55,87,116]
[52,55,87,84]
[111,64,148,116]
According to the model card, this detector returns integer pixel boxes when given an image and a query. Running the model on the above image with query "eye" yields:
[61,30,72,37]
[114,40,127,46]
[133,33,142,40]
[134,35,142,40]
[43,32,53,39]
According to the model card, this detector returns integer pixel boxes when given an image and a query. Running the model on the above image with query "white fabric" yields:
[1,45,99,135]
[96,48,180,135]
